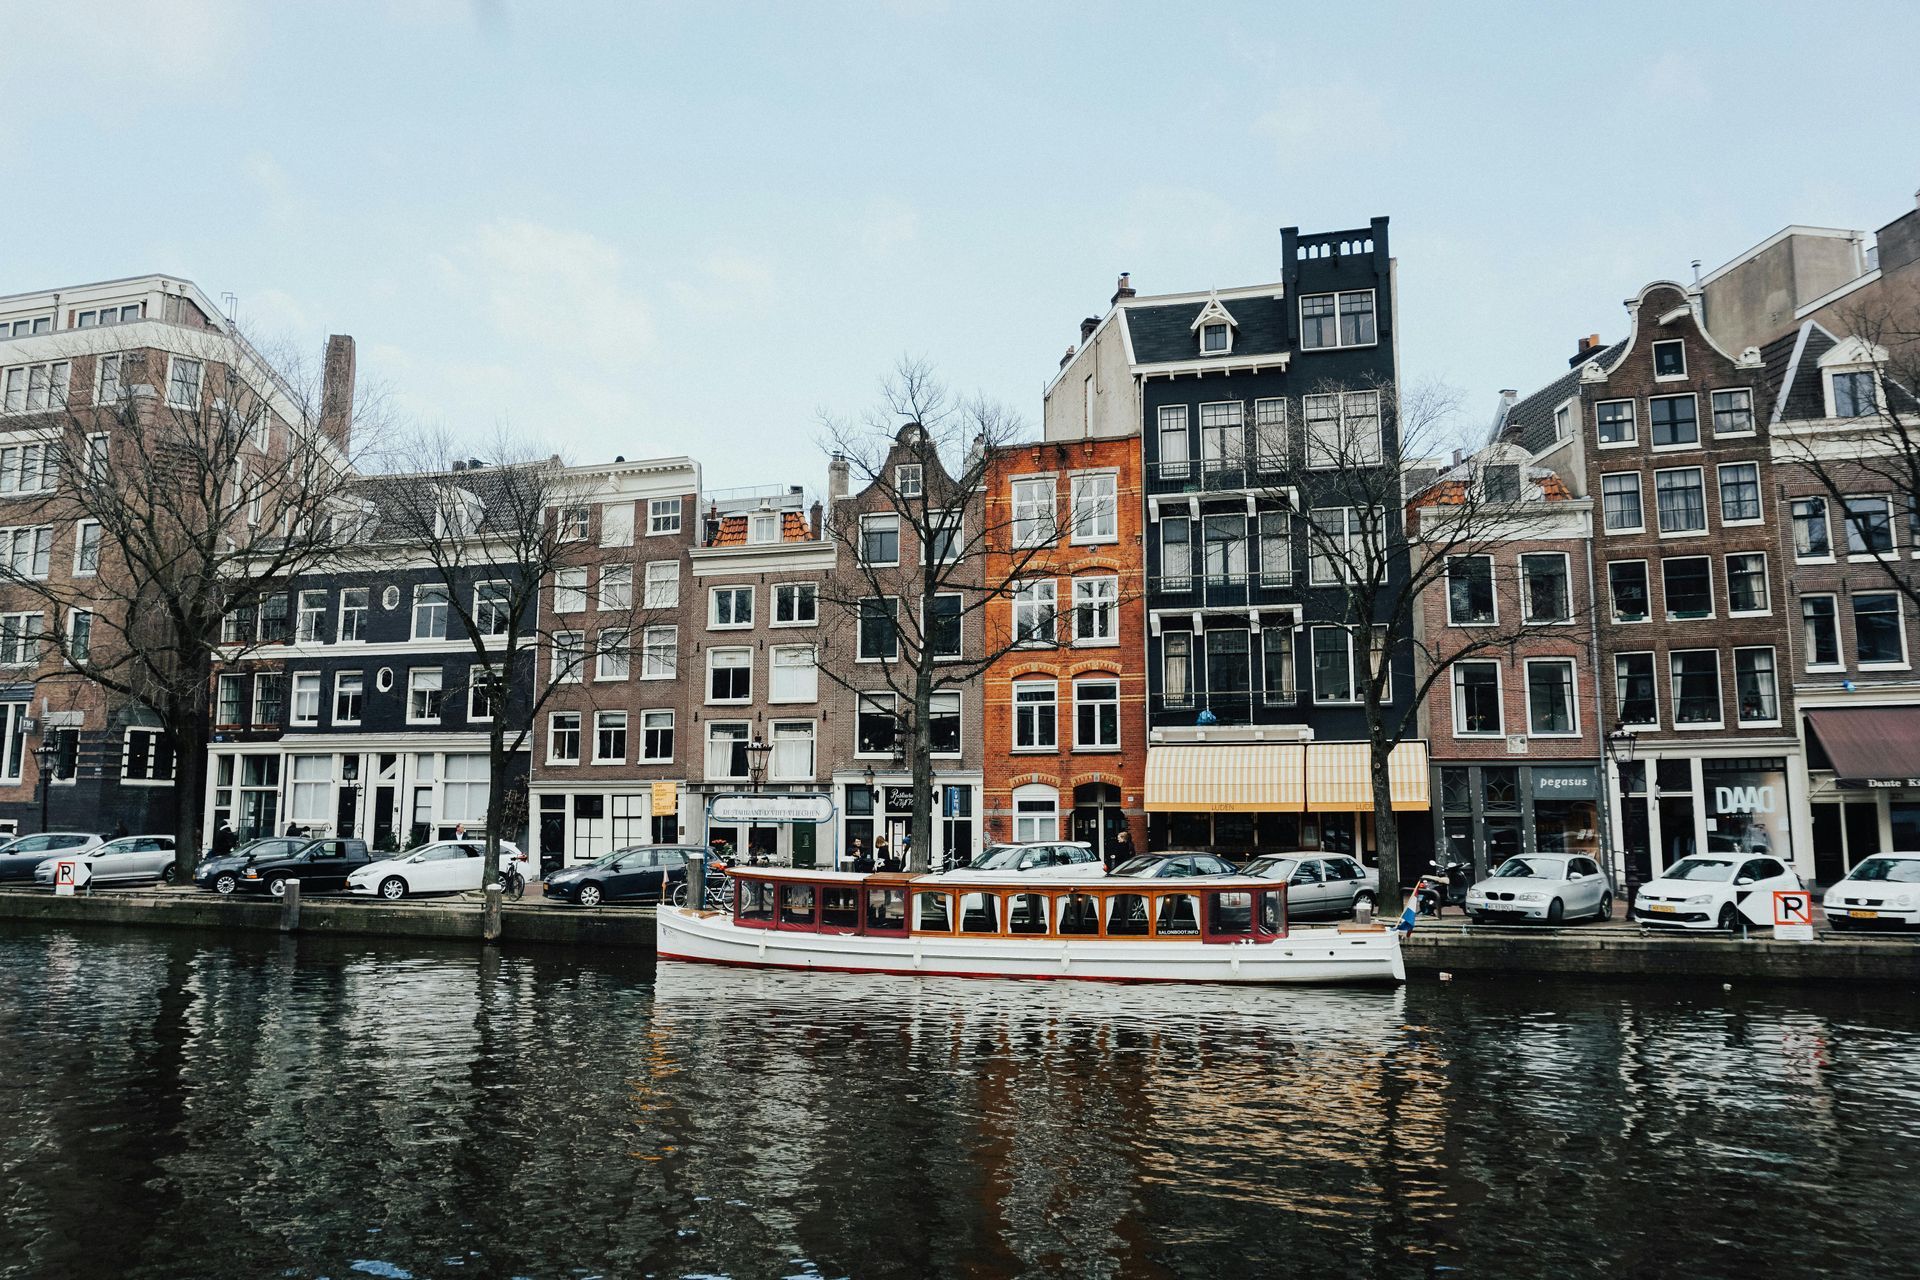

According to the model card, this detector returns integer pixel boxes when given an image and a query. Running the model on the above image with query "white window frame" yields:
[552,630,585,684]
[1298,289,1377,351]
[1653,466,1708,537]
[857,597,899,663]
[599,501,635,547]
[289,672,322,727]
[1648,392,1701,451]
[1072,677,1120,751]
[1072,576,1118,646]
[1711,387,1755,436]
[558,506,590,542]
[1595,398,1637,448]
[859,513,901,567]
[1012,679,1058,751]
[1854,591,1909,670]
[647,497,683,536]
[1733,646,1781,727]
[595,628,630,681]
[1725,552,1771,618]
[706,646,752,704]
[467,664,501,721]
[769,644,818,703]
[643,560,680,609]
[1012,579,1057,647]
[1069,471,1119,545]
[1520,551,1572,624]
[708,584,753,630]
[411,583,449,641]
[547,711,581,765]
[1523,657,1580,737]
[1668,648,1724,730]
[1311,626,1358,705]
[1651,338,1688,381]
[922,509,962,565]
[640,709,674,763]
[895,464,923,497]
[1599,472,1645,534]
[1010,475,1057,548]
[593,710,628,765]
[1716,462,1764,527]
[73,520,101,577]
[1615,651,1660,728]
[597,565,633,612]
[1827,366,1883,419]
[1792,497,1834,563]
[641,625,677,679]
[772,581,818,627]
[768,720,817,781]
[553,567,588,614]
[164,356,202,409]
[406,667,443,725]
[332,671,363,726]
[1801,594,1843,672]
[1843,494,1897,560]
[706,721,750,781]
[1445,554,1498,627]
[1661,555,1715,622]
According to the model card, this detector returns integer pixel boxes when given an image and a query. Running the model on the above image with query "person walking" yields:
[873,834,893,872]
[211,821,238,858]
[1107,826,1134,871]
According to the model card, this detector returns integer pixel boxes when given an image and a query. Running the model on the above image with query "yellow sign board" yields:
[651,781,678,817]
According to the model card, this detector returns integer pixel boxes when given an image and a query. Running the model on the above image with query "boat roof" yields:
[724,866,1283,891]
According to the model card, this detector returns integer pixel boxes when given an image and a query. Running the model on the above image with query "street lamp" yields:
[1603,728,1639,898]
[1605,727,1638,766]
[745,735,773,792]
[33,739,56,833]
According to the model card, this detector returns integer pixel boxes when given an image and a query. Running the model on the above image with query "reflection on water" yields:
[0,926,1917,1279]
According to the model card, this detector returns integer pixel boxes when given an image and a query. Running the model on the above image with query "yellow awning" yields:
[1305,741,1431,812]
[1144,744,1305,812]
[1387,740,1430,810]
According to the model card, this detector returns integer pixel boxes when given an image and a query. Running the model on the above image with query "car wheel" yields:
[378,876,407,901]
[213,873,238,895]
[267,877,288,899]
[1547,898,1564,925]
[1596,893,1613,923]
[1352,891,1376,917]
[1718,904,1740,932]
[159,864,177,886]
[577,883,604,908]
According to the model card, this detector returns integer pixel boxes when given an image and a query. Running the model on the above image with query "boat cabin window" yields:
[866,887,907,932]
[1107,893,1149,936]
[738,879,775,924]
[1059,893,1100,936]
[1261,892,1283,933]
[821,885,859,929]
[780,883,816,926]
[1209,890,1254,936]
[959,891,999,934]
[914,891,953,932]
[1157,893,1200,936]
[1007,892,1048,935]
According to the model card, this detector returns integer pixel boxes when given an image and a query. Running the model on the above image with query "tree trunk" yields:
[1370,742,1401,911]
[171,715,210,884]
[486,718,507,881]
[909,663,935,874]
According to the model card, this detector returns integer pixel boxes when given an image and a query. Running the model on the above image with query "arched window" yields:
[1012,783,1059,843]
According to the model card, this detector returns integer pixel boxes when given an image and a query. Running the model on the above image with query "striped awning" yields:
[1305,742,1432,812]
[1144,744,1305,812]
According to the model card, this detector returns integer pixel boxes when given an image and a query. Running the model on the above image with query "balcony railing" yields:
[1148,438,1288,496]
[1153,689,1298,725]
[1149,570,1294,607]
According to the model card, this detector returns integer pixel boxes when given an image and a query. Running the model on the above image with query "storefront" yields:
[1610,751,1797,884]
[697,791,833,867]
[533,780,681,871]
[1799,705,1920,882]
[1435,762,1602,882]
[831,771,980,869]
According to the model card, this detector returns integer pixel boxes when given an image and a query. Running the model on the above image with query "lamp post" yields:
[33,739,56,833]
[1604,728,1638,897]
[744,735,773,793]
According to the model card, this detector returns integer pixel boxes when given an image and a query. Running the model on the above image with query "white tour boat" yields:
[656,866,1405,986]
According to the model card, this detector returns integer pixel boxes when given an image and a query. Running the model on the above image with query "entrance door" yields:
[1071,783,1124,861]
[335,787,359,841]
[539,796,566,873]
[793,823,817,869]
[373,788,396,852]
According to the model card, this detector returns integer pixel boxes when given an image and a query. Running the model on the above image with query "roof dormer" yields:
[1190,294,1239,356]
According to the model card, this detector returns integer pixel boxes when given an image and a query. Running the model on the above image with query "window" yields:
[1452,661,1502,736]
[333,588,366,642]
[216,674,244,725]
[1300,290,1375,349]
[1717,463,1762,524]
[928,592,962,658]
[1257,510,1290,586]
[1447,555,1496,625]
[859,597,899,660]
[0,362,68,414]
[1616,653,1658,726]
[1802,596,1840,669]
[468,665,500,719]
[1013,681,1057,750]
[596,566,631,612]
[1590,474,1638,536]
[1653,339,1686,378]
[1855,593,1906,666]
[1833,370,1877,418]
[1303,391,1381,467]
[1734,648,1779,724]
[930,691,961,755]
[1261,626,1296,704]
[1074,679,1119,749]
[1654,468,1706,534]
[222,602,255,646]
[1207,629,1251,697]
[1,526,52,578]
[1203,514,1247,584]
[1012,784,1060,844]
[1793,497,1831,559]
[1609,561,1650,623]
[1308,507,1371,585]
[1521,553,1569,623]
[73,521,100,576]
[1011,477,1056,546]
[1845,496,1894,555]
[1253,399,1287,470]
[1526,659,1577,735]
[548,712,581,764]
[710,585,752,628]
[1163,632,1192,707]
[856,693,900,756]
[287,755,330,825]
[895,464,923,497]
[252,673,284,726]
[1726,554,1769,615]
[770,644,818,701]
[412,584,448,640]
[648,497,682,535]
[1553,403,1572,441]
[595,628,630,680]
[83,432,108,484]
[407,669,443,723]
[642,626,677,678]
[67,610,91,664]
[923,510,961,565]
[860,514,900,565]
[558,506,590,541]
[1311,627,1355,704]
[1662,557,1713,620]
[122,730,175,784]
[290,672,321,726]
[707,647,751,702]
[0,443,52,493]
[97,354,127,404]
[593,711,627,763]
[1596,400,1636,445]
[333,672,363,725]
[600,502,634,547]
[256,594,291,644]
[773,582,816,625]
[553,568,587,613]
[1072,577,1117,644]
[165,357,202,408]
[643,561,680,608]
[1199,402,1244,472]
[1070,472,1118,542]
[1670,650,1722,726]
[642,710,674,762]
[1160,516,1192,589]
[1649,395,1699,447]
[1157,407,1190,480]
[440,754,489,826]
[1012,580,1056,646]
[1712,389,1754,435]
[552,630,585,683]
[770,721,816,780]
[291,589,326,643]
[1201,322,1229,353]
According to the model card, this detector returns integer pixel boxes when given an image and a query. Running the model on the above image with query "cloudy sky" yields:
[6,0,1917,492]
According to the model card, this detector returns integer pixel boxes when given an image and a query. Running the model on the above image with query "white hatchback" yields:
[1630,854,1801,931]
[1822,854,1920,930]
[346,840,526,901]
[928,841,1105,882]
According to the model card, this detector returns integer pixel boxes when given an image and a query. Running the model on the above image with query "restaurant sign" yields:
[710,794,834,823]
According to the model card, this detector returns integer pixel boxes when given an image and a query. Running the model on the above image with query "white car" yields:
[1465,853,1612,925]
[346,840,526,901]
[32,835,178,888]
[1630,853,1801,931]
[928,841,1105,882]
[1822,853,1920,930]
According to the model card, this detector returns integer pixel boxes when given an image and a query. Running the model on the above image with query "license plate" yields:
[1649,904,1676,914]
[1850,910,1880,919]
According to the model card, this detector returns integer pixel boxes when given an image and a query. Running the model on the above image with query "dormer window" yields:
[1190,295,1239,356]
[1481,465,1522,504]
[896,464,922,497]
[1653,340,1686,379]
[1833,370,1877,418]
[749,511,779,544]
[1201,323,1229,353]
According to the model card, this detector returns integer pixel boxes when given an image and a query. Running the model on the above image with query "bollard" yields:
[482,885,502,942]
[1355,897,1374,926]
[686,852,706,911]
[281,879,301,933]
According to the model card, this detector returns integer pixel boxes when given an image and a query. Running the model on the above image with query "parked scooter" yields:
[1414,858,1473,917]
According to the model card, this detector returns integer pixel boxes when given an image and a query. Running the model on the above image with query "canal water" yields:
[0,926,1915,1280]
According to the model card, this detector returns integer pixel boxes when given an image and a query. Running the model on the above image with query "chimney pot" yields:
[1110,273,1136,306]
[1059,345,1076,371]
[1079,315,1099,342]
[320,334,356,448]
[809,500,823,540]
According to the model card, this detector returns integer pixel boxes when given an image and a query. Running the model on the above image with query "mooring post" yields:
[281,879,301,933]
[482,885,502,942]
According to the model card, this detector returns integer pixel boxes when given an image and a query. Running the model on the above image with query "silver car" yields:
[1241,854,1380,918]
[34,835,179,888]
[1466,853,1611,924]
[0,832,104,882]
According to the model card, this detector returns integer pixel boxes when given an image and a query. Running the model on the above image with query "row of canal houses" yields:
[0,192,1917,886]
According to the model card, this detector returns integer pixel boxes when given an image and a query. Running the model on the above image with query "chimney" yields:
[809,500,823,540]
[827,452,850,502]
[320,334,355,447]
[1568,333,1604,368]
[703,501,722,547]
[1110,273,1135,306]
[1079,316,1099,342]
[1059,345,1076,370]
[1691,258,1703,284]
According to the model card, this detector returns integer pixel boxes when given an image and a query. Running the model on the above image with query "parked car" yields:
[1822,853,1920,930]
[0,832,104,882]
[194,837,308,895]
[346,840,525,901]
[1630,854,1801,931]
[1465,854,1611,925]
[1108,852,1239,879]
[33,835,178,888]
[929,841,1103,881]
[234,838,377,898]
[544,845,700,907]
[1240,854,1379,918]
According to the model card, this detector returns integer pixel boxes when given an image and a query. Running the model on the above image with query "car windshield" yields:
[1664,858,1736,882]
[1848,857,1920,884]
[1493,857,1562,879]
[1109,856,1162,877]
[971,846,1027,870]
[1241,857,1296,879]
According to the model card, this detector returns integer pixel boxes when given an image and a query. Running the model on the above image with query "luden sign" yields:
[710,794,834,823]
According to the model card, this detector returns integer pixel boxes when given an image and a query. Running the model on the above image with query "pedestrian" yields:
[112,820,129,839]
[212,820,237,858]
[873,834,892,871]
[1108,826,1134,871]
[284,822,302,838]
[850,838,871,873]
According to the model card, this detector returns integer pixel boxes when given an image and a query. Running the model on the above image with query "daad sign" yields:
[709,794,834,824]
[1773,889,1815,942]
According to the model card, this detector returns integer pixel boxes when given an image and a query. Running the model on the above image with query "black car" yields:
[235,838,375,898]
[1108,852,1240,879]
[543,845,698,907]
[194,836,308,895]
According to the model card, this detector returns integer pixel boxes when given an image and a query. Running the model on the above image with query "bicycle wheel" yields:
[669,881,690,908]
[504,872,525,902]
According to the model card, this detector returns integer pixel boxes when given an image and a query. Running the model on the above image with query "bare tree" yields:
[0,327,380,878]
[814,359,1079,874]
[1256,377,1592,906]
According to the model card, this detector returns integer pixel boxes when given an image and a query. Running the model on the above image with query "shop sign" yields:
[710,794,833,823]
[1862,777,1920,789]
[884,786,917,813]
[1531,767,1596,799]
[650,781,679,815]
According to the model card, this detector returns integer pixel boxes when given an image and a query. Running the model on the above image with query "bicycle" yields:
[669,871,734,911]
[490,866,526,902]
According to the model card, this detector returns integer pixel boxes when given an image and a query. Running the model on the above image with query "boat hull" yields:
[656,907,1405,986]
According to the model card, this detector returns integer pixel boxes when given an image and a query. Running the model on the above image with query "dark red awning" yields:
[1806,708,1920,788]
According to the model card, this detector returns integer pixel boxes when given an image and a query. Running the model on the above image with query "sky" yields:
[5,0,1918,493]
